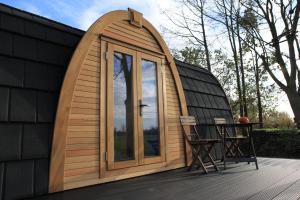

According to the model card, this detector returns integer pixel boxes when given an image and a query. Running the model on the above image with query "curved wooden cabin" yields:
[0,5,235,198]
[49,8,189,192]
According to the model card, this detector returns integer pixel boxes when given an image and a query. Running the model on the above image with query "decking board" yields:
[31,158,300,200]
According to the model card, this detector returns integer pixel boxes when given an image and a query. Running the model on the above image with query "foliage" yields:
[174,46,206,66]
[175,45,278,125]
[262,111,295,128]
[212,50,236,95]
[251,129,300,159]
[239,0,300,128]
[254,128,300,134]
[163,0,300,128]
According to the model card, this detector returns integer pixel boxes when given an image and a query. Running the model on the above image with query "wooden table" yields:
[216,122,260,170]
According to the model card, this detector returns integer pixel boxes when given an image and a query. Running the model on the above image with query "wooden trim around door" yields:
[106,43,139,170]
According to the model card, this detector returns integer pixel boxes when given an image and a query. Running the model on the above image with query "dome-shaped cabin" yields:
[0,4,234,198]
[49,8,189,192]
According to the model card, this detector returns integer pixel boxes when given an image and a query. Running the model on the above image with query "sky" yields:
[0,0,294,117]
[0,0,172,30]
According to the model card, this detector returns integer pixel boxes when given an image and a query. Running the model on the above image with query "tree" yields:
[174,46,238,108]
[203,0,299,128]
[253,46,264,127]
[263,110,294,128]
[215,0,247,117]
[240,0,300,128]
[176,46,206,65]
[164,0,298,128]
[162,0,212,71]
[240,4,264,126]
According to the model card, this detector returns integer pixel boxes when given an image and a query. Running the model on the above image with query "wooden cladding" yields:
[165,64,186,165]
[64,38,101,186]
[49,9,188,192]
[103,20,162,54]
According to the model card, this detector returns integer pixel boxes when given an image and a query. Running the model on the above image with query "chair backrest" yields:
[180,116,196,126]
[214,118,226,137]
[214,117,238,137]
[180,116,200,141]
[214,118,227,124]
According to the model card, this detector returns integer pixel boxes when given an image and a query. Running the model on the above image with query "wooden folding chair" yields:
[180,116,220,173]
[214,118,244,158]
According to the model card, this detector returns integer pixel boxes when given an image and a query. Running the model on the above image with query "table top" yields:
[217,122,262,127]
[197,122,262,127]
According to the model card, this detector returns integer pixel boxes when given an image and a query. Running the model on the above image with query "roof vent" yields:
[128,8,143,28]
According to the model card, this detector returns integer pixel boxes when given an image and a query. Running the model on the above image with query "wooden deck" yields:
[29,158,300,200]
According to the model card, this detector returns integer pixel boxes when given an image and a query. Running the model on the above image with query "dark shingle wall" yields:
[175,60,234,159]
[0,4,83,199]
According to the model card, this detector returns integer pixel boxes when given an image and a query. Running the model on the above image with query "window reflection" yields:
[113,52,134,161]
[141,60,160,157]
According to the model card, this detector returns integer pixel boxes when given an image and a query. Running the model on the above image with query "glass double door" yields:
[107,44,165,170]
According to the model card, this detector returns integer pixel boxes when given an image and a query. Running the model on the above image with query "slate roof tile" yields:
[4,160,34,200]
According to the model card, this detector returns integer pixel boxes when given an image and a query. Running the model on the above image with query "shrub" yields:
[251,129,300,159]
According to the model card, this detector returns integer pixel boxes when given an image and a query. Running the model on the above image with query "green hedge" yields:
[251,129,300,159]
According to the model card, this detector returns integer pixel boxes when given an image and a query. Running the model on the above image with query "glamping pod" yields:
[0,4,233,199]
[49,8,189,192]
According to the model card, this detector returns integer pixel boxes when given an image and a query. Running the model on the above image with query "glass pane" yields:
[113,52,134,161]
[141,59,160,157]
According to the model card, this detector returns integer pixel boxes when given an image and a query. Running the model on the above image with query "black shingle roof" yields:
[175,59,234,159]
[175,59,233,122]
[0,3,84,199]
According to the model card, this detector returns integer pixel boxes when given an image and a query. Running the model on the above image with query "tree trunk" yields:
[125,98,133,157]
[254,51,263,128]
[200,2,211,72]
[286,90,300,129]
[231,28,244,116]
[237,13,247,116]
[224,0,243,116]
[121,56,134,158]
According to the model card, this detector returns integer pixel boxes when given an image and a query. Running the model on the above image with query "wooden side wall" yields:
[164,62,185,165]
[64,38,101,188]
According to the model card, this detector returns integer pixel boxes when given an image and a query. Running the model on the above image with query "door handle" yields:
[139,100,149,116]
[140,104,149,107]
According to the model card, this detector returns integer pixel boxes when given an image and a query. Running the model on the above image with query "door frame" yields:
[106,43,139,170]
[106,42,166,171]
[137,52,166,165]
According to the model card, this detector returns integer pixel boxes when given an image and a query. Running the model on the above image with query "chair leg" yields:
[226,142,235,157]
[204,144,219,171]
[250,137,259,170]
[224,141,236,157]
[255,160,259,170]
[248,137,251,164]
[223,140,226,170]
[189,147,200,171]
[196,154,208,174]
[233,142,241,163]
[193,145,209,174]
[235,140,244,157]
[188,158,196,171]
